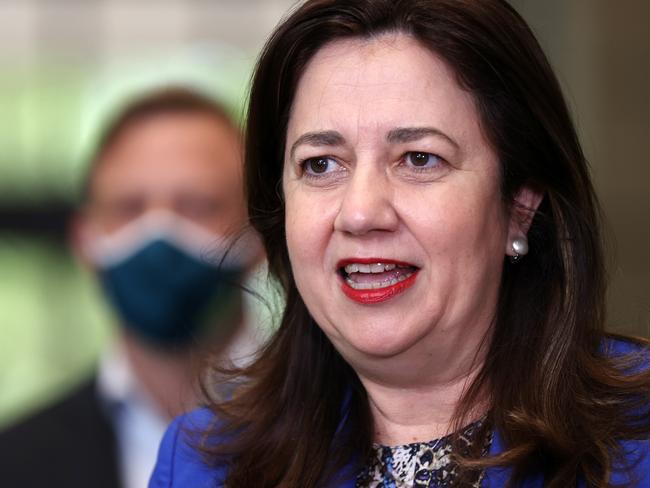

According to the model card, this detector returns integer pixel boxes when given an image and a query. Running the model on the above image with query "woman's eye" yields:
[404,151,442,168]
[302,157,339,175]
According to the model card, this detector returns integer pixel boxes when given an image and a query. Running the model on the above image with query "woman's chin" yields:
[332,325,428,361]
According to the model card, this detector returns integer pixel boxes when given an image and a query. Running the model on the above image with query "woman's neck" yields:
[354,333,490,446]
[362,368,487,446]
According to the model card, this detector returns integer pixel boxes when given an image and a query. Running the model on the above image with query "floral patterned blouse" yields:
[356,419,491,488]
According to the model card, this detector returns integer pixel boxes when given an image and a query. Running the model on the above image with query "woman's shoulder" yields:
[604,336,650,484]
[602,335,650,359]
[149,408,227,488]
[609,437,650,486]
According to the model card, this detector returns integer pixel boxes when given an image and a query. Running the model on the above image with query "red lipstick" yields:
[337,258,419,305]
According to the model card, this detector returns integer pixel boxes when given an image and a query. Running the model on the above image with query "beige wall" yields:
[512,0,650,336]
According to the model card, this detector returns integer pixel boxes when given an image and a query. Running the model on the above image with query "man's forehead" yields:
[87,113,242,201]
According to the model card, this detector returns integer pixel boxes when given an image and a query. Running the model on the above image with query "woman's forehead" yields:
[286,34,484,154]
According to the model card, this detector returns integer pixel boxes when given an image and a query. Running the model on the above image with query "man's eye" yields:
[404,152,442,168]
[106,199,145,220]
[176,198,220,220]
[302,157,339,175]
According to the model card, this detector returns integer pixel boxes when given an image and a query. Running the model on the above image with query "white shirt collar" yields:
[97,344,169,488]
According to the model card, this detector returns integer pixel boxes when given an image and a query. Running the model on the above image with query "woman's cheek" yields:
[285,203,317,269]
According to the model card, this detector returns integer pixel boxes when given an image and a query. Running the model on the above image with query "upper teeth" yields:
[344,262,398,274]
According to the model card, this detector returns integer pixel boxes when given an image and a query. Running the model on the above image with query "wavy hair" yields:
[201,1,650,486]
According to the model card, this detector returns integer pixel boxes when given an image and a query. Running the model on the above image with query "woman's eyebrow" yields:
[289,130,345,160]
[386,127,459,149]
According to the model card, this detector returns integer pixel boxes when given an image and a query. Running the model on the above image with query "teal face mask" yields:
[84,211,258,348]
[98,237,243,346]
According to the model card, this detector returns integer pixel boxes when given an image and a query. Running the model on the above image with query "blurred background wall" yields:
[0,0,648,427]
[511,0,650,337]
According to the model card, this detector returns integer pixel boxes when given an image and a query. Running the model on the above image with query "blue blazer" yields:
[149,340,650,487]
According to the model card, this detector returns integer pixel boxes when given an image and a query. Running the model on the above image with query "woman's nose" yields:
[333,164,399,236]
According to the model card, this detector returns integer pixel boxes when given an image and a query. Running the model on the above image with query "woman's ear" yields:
[505,186,544,257]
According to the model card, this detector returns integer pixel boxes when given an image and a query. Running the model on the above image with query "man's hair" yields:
[81,86,236,203]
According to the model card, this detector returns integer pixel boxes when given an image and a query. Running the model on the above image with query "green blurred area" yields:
[0,236,113,427]
[0,65,85,201]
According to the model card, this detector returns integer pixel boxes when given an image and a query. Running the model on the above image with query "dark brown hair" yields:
[202,1,650,486]
[81,86,236,203]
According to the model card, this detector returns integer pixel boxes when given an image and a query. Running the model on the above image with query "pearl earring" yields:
[510,237,529,263]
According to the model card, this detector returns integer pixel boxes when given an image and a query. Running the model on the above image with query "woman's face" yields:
[283,34,516,366]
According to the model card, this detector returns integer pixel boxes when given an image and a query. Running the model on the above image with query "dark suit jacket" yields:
[0,376,122,488]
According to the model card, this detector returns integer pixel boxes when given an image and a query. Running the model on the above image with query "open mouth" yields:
[337,258,419,304]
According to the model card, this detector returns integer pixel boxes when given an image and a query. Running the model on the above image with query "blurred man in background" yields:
[0,87,264,488]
